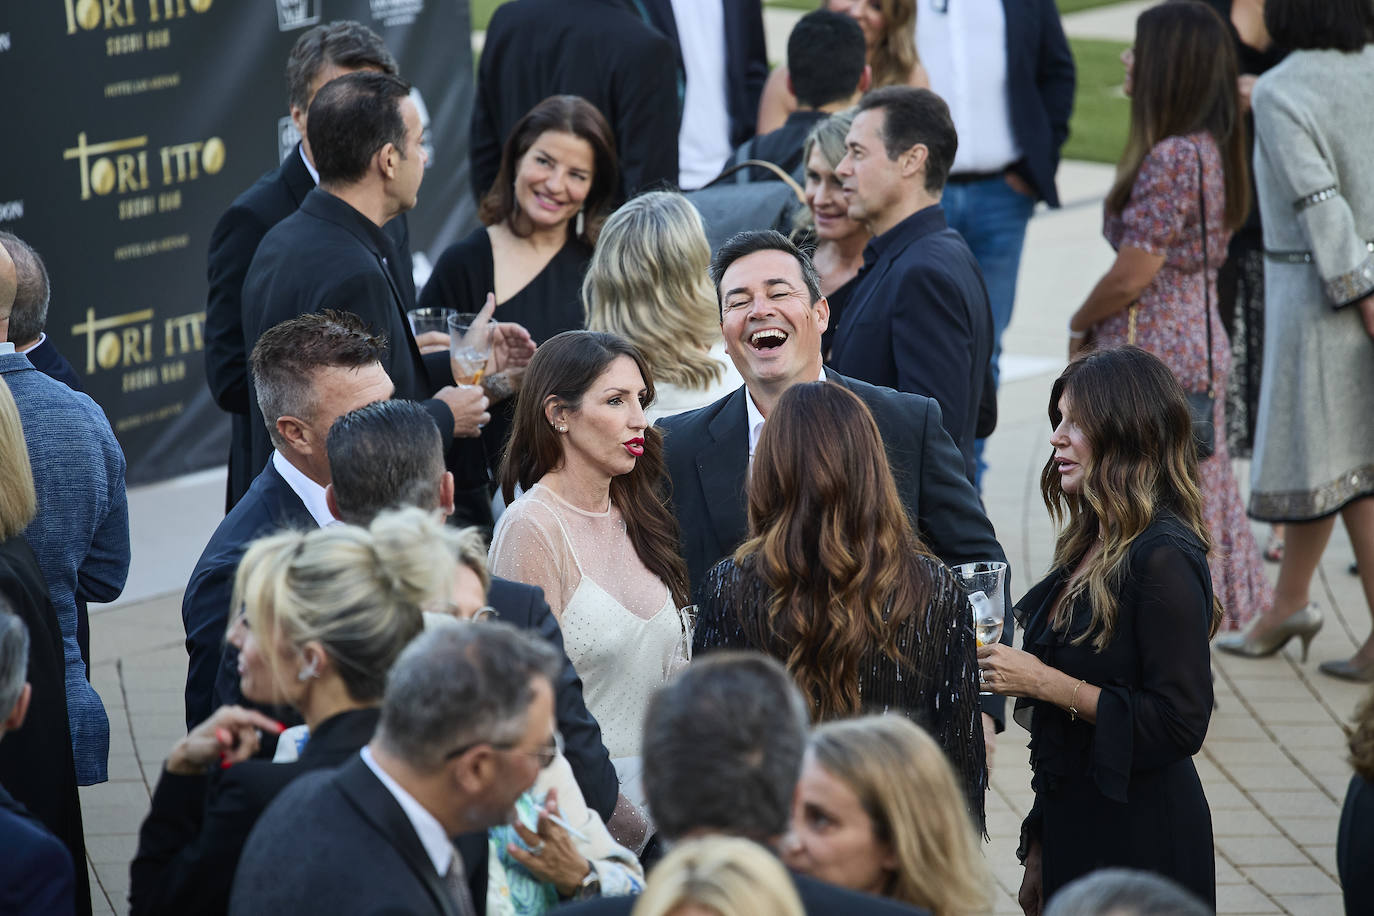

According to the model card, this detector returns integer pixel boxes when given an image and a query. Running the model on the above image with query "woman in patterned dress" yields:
[1067,0,1271,632]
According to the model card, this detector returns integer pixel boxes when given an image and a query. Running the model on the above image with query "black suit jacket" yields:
[129,708,381,916]
[230,755,462,916]
[182,460,315,729]
[1003,0,1076,207]
[486,577,618,822]
[640,0,768,148]
[205,145,413,509]
[556,870,927,915]
[471,0,680,201]
[22,337,83,393]
[0,784,76,916]
[658,369,1012,725]
[827,205,994,484]
[0,536,90,916]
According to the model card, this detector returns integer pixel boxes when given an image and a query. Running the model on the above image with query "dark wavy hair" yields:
[735,381,935,720]
[499,331,688,608]
[1041,347,1223,648]
[478,95,619,247]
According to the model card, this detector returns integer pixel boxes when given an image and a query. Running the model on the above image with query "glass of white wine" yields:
[447,312,494,387]
[951,561,1008,696]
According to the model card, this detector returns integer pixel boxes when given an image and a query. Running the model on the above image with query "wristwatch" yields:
[574,866,600,900]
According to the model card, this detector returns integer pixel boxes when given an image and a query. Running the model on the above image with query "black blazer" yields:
[486,577,618,822]
[205,144,413,509]
[639,0,769,148]
[470,0,680,201]
[827,205,994,484]
[1003,0,1076,207]
[22,337,83,393]
[658,369,1012,725]
[129,708,381,916]
[0,536,90,916]
[0,784,75,916]
[230,755,463,916]
[181,460,315,730]
[556,870,928,915]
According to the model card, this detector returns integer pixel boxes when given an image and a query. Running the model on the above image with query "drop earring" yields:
[575,209,585,238]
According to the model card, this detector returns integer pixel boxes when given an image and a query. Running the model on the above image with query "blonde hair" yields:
[582,191,725,391]
[810,716,992,916]
[0,378,36,540]
[632,837,805,916]
[438,524,491,594]
[231,507,454,702]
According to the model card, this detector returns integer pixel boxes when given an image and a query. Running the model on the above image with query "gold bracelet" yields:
[1069,679,1086,721]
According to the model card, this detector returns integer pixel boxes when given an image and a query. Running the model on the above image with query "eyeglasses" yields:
[444,729,563,767]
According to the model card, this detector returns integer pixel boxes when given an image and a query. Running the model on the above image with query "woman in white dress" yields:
[489,330,692,850]
[582,191,742,423]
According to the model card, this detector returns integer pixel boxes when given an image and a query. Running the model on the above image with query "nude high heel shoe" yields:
[1214,603,1323,663]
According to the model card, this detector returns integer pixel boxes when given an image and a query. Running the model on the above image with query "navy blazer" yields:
[204,144,413,509]
[0,785,76,916]
[827,205,994,484]
[640,0,769,148]
[181,460,315,729]
[1002,0,1076,207]
[22,337,84,393]
[230,755,463,916]
[657,368,1011,725]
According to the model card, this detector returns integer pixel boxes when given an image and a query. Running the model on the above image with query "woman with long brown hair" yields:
[489,330,691,852]
[1066,0,1271,636]
[693,380,984,828]
[978,347,1219,913]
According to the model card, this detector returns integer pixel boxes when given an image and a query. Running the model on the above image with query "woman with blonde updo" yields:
[582,191,741,422]
[783,716,992,916]
[631,836,805,916]
[130,508,453,916]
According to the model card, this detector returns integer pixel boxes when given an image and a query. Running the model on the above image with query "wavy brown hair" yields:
[736,381,934,720]
[1041,347,1223,649]
[478,95,619,247]
[1106,1,1249,228]
[1350,688,1374,784]
[499,331,688,608]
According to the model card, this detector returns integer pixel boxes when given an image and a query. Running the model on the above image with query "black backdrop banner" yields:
[0,0,475,486]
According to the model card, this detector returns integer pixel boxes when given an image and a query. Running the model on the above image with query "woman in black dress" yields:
[420,95,620,476]
[693,381,985,830]
[977,347,1221,913]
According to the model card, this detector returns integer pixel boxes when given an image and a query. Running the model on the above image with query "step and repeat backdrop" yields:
[0,0,475,485]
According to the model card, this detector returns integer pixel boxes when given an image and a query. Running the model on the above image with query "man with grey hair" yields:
[0,608,77,914]
[0,232,82,392]
[231,621,560,916]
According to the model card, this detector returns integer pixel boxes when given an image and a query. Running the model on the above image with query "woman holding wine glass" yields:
[977,347,1220,913]
[693,380,985,830]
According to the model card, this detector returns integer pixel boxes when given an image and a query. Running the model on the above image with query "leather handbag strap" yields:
[704,159,807,204]
[1193,138,1215,398]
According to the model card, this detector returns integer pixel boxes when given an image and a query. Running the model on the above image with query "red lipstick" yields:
[624,438,645,457]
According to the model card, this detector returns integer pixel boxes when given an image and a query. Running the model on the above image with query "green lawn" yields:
[1063,37,1130,164]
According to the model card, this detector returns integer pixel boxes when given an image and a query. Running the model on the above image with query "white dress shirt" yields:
[916,0,1021,174]
[299,142,320,185]
[745,367,828,460]
[671,0,734,189]
[17,332,45,354]
[271,450,337,527]
[0,342,14,354]
[359,746,454,878]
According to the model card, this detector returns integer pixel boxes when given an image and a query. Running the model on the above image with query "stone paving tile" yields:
[1211,808,1281,837]
[1270,894,1345,916]
[1215,881,1283,914]
[1216,835,1310,867]
[1244,865,1342,897]
[1222,765,1321,792]
[1249,790,1341,819]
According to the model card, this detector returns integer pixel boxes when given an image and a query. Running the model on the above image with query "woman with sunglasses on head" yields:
[130,509,452,916]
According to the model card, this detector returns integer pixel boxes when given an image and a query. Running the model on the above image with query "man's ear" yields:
[813,295,831,333]
[900,143,929,180]
[439,471,455,519]
[2,683,31,732]
[276,415,313,456]
[325,484,340,521]
[290,105,308,143]
[378,141,400,180]
[857,65,872,94]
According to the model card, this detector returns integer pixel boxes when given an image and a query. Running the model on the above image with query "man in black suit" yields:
[240,70,491,493]
[658,229,1010,762]
[471,0,679,201]
[322,399,620,821]
[0,609,77,916]
[182,312,395,730]
[639,0,767,188]
[828,87,995,484]
[231,622,561,916]
[204,22,408,509]
[0,232,83,393]
[559,653,926,915]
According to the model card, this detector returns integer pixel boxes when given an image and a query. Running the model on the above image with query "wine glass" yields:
[447,312,494,387]
[951,561,1008,696]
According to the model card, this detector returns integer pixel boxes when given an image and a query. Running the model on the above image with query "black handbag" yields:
[1128,139,1216,460]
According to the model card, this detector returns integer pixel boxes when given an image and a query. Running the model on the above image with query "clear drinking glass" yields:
[951,561,1008,696]
[406,307,456,347]
[447,312,494,387]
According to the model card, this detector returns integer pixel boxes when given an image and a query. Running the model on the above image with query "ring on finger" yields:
[530,841,545,856]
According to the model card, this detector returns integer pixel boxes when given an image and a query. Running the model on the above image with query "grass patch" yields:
[472,0,502,31]
[1056,0,1132,13]
[1063,37,1130,164]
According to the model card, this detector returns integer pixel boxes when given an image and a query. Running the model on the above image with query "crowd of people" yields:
[0,0,1373,914]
